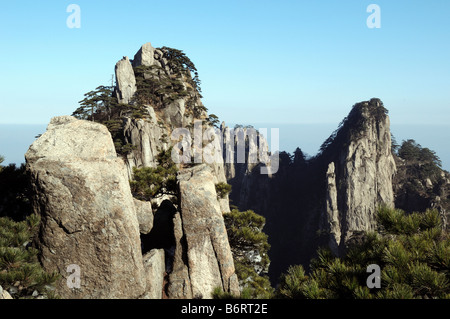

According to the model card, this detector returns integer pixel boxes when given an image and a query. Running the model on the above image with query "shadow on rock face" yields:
[141,199,177,254]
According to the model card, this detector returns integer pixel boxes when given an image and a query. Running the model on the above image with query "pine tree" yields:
[0,214,59,298]
[276,206,450,299]
[72,85,119,122]
[0,163,32,221]
[222,209,273,298]
[129,148,178,201]
[215,182,232,199]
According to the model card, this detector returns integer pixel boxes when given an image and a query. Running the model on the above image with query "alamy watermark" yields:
[66,264,81,289]
[66,4,81,29]
[366,264,381,289]
[170,120,280,175]
[367,4,381,29]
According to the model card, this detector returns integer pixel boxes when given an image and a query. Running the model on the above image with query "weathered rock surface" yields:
[134,198,153,235]
[142,249,165,299]
[0,285,13,299]
[176,165,239,299]
[331,100,396,247]
[166,212,192,299]
[122,114,168,176]
[163,99,186,128]
[115,56,137,104]
[26,116,147,299]
[133,42,155,68]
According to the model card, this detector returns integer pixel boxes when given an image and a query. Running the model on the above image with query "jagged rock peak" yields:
[133,42,156,68]
[114,56,137,105]
[322,98,396,254]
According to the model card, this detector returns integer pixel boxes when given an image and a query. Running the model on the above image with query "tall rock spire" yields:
[323,99,397,254]
[114,56,137,104]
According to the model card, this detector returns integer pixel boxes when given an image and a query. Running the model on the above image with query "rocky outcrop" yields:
[25,115,240,299]
[324,99,396,252]
[0,285,12,299]
[122,113,169,175]
[176,165,239,298]
[139,165,239,299]
[133,42,155,68]
[227,99,397,281]
[115,56,137,104]
[134,198,153,235]
[114,45,229,211]
[142,249,165,299]
[25,116,147,299]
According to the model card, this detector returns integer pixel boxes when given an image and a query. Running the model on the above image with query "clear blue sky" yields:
[0,1,449,166]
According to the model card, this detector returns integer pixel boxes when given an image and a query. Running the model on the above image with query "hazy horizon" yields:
[2,122,449,172]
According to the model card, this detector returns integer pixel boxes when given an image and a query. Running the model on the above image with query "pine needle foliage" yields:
[276,206,450,299]
[0,214,59,298]
[129,148,178,201]
[215,182,232,199]
[222,209,273,298]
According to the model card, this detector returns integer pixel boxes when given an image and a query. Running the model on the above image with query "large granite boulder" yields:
[25,116,147,299]
[133,42,156,68]
[175,165,239,299]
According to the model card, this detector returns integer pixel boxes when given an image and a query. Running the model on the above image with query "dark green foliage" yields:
[133,47,205,116]
[0,214,59,298]
[211,286,254,299]
[211,286,239,299]
[0,163,32,221]
[160,46,202,93]
[397,139,442,181]
[103,118,137,156]
[129,148,178,201]
[277,265,317,299]
[133,64,189,109]
[276,206,450,299]
[207,114,220,128]
[223,209,273,298]
[215,182,232,199]
[72,85,120,122]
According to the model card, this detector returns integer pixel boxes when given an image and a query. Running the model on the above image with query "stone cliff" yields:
[26,116,239,299]
[320,99,396,255]
[226,98,397,282]
[115,42,231,212]
[24,42,245,298]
